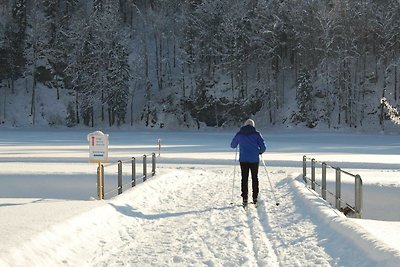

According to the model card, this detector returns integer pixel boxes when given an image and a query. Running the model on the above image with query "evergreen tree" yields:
[105,41,130,126]
[2,0,400,128]
[66,1,130,126]
[1,0,27,84]
[293,69,316,128]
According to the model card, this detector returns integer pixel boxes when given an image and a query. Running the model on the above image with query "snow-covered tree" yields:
[105,41,130,126]
[25,0,51,125]
[65,1,130,126]
[293,69,316,128]
[0,0,26,90]
[2,0,400,129]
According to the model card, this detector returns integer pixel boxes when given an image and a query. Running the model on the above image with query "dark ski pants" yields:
[240,162,259,202]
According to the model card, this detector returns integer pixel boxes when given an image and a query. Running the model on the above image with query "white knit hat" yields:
[244,119,255,127]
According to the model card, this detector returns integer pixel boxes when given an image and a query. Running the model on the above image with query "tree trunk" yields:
[30,76,36,125]
[91,107,94,128]
[75,88,79,124]
[159,35,163,90]
[353,58,359,128]
[337,62,342,126]
[325,63,331,128]
[344,59,349,126]
[231,72,234,99]
[375,53,378,84]
[245,67,248,97]
[154,32,163,91]
[2,84,6,120]
[56,77,60,100]
[130,94,134,126]
[395,65,398,100]
[362,52,367,101]
[10,78,14,94]
[108,107,112,127]
[182,65,186,98]
[101,89,104,121]
[173,36,176,68]
[281,64,285,106]
[379,88,385,129]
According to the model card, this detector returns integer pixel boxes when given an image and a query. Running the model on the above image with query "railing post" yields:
[355,175,363,218]
[152,153,156,176]
[132,157,136,187]
[311,158,316,190]
[335,168,341,209]
[97,164,102,200]
[118,160,122,195]
[158,139,161,157]
[143,154,147,182]
[303,155,307,183]
[322,162,327,200]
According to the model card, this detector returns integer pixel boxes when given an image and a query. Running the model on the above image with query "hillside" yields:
[1,0,400,131]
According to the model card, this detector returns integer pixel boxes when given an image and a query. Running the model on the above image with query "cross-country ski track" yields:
[3,165,397,267]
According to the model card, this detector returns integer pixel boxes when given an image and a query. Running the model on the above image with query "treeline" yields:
[1,0,130,126]
[0,0,399,128]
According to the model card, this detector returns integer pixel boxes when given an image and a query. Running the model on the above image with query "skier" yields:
[230,119,266,207]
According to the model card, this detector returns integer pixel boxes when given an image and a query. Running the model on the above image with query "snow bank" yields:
[0,199,105,266]
[291,176,400,266]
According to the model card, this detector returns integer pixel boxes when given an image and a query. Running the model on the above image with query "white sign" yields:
[87,131,109,163]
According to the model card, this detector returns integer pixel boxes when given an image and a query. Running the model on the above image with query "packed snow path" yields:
[72,167,379,266]
[89,167,280,266]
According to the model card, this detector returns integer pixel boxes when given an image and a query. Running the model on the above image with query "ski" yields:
[242,202,258,209]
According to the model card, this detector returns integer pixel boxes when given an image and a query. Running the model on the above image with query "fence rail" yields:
[302,155,363,218]
[97,153,157,200]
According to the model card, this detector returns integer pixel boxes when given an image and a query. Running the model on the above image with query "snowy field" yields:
[0,128,399,266]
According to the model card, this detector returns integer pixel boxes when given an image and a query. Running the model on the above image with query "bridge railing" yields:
[302,155,363,218]
[96,153,156,200]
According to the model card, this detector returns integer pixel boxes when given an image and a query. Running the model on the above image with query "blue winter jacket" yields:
[230,125,266,163]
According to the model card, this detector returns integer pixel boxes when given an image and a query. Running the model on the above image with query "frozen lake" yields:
[0,128,399,221]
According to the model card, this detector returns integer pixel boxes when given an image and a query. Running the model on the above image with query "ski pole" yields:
[260,155,280,206]
[230,147,238,204]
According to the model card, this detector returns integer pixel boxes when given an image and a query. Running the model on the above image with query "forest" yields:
[0,0,400,129]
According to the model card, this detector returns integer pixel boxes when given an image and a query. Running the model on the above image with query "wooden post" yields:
[97,162,103,200]
[101,165,104,199]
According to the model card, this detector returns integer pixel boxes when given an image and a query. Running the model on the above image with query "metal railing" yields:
[302,155,363,218]
[97,153,157,200]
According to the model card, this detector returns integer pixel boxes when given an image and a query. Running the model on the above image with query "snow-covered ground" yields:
[0,128,399,266]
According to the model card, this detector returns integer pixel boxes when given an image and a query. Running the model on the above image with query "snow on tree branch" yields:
[381,98,400,125]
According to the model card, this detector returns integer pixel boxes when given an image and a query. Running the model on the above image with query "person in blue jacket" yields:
[230,119,266,207]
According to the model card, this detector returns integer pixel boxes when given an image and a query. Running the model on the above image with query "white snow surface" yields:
[0,128,399,266]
